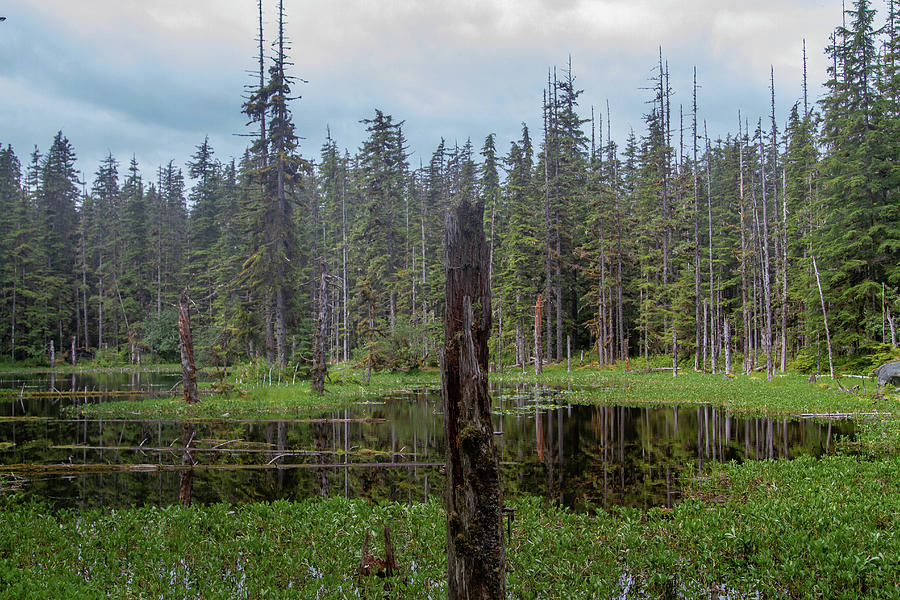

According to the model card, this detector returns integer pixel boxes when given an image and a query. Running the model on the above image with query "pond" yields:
[0,371,853,510]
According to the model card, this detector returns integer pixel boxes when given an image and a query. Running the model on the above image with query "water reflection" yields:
[0,374,853,511]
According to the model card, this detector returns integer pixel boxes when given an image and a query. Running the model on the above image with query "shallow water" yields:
[0,372,853,510]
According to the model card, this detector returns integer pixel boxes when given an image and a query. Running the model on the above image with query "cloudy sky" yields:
[0,0,867,183]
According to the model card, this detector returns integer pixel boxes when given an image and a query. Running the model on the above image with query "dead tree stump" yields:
[442,197,505,599]
[178,291,199,404]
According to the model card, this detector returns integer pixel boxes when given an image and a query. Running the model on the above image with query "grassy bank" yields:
[0,362,185,375]
[501,365,900,454]
[62,363,898,450]
[496,364,891,414]
[66,365,440,420]
[2,454,897,599]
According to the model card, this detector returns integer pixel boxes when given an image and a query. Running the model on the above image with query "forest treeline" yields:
[1,0,899,378]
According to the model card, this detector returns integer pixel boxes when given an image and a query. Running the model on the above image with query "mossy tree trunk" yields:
[442,196,505,599]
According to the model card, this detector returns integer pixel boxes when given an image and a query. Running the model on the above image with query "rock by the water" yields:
[874,360,900,387]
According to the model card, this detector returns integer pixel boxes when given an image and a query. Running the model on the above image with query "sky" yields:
[0,0,870,186]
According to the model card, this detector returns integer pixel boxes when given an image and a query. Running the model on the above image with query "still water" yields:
[0,371,852,510]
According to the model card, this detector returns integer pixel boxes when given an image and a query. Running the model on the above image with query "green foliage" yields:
[5,1,900,389]
[88,348,129,368]
[2,454,898,598]
[837,343,900,374]
[366,320,431,372]
[145,309,180,360]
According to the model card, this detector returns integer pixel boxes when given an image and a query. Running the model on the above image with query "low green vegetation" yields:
[0,360,185,375]
[61,363,900,455]
[6,360,900,596]
[2,454,896,599]
[502,365,900,454]
[498,364,896,416]
[65,364,440,420]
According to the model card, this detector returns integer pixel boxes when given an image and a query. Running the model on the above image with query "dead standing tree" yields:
[177,290,198,506]
[178,291,199,404]
[311,263,329,394]
[442,196,506,599]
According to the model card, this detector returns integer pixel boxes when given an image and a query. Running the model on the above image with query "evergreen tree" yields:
[38,132,80,355]
[819,0,897,350]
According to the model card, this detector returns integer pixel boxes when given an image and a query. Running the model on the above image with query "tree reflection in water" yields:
[0,375,854,510]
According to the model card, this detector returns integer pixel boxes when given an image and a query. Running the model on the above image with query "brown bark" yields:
[264,289,274,364]
[724,316,732,374]
[311,263,329,395]
[442,197,505,599]
[534,295,543,374]
[179,422,196,507]
[178,292,199,404]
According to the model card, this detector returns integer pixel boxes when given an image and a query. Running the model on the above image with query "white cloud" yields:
[2,0,882,177]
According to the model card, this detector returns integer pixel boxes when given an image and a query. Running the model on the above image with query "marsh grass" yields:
[65,364,440,420]
[61,363,900,453]
[501,365,900,454]
[2,454,897,599]
[0,362,185,375]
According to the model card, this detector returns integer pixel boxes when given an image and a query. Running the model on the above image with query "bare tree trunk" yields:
[496,300,503,372]
[672,328,678,378]
[516,323,524,374]
[80,225,90,349]
[156,202,162,317]
[442,197,505,599]
[605,102,626,363]
[704,122,716,374]
[365,297,374,385]
[693,70,702,372]
[598,219,607,365]
[98,252,104,352]
[812,257,834,379]
[780,166,788,372]
[771,71,788,374]
[264,289,274,364]
[660,52,671,355]
[543,88,553,364]
[49,339,55,368]
[615,208,625,362]
[888,305,898,348]
[555,240,562,363]
[311,264,329,395]
[178,292,199,404]
[738,113,750,373]
[275,287,287,367]
[724,316,732,374]
[342,172,349,363]
[703,300,708,371]
[758,124,775,381]
[535,295,543,375]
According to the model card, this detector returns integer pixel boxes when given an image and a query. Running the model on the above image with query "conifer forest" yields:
[2,0,899,378]
[4,2,900,598]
